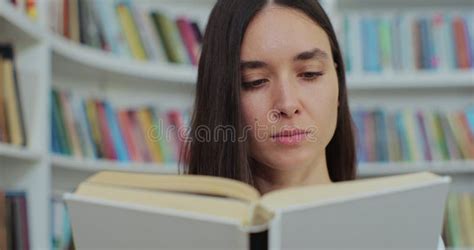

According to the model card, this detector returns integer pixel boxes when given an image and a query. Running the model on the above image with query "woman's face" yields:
[240,5,339,172]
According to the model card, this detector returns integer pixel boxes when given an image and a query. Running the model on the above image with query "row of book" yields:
[352,108,474,163]
[0,190,30,250]
[443,193,474,248]
[52,197,74,250]
[48,0,204,65]
[0,44,27,146]
[342,12,474,74]
[8,0,37,20]
[50,89,190,164]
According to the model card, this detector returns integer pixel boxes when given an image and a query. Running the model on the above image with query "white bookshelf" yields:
[50,34,197,85]
[0,0,50,249]
[0,0,473,249]
[51,154,178,174]
[0,143,42,162]
[0,0,42,43]
[347,71,474,90]
[358,161,474,177]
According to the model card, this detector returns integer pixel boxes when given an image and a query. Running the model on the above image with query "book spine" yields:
[452,16,470,69]
[59,91,83,158]
[117,109,142,162]
[1,58,25,146]
[136,108,163,163]
[130,110,153,162]
[96,100,117,160]
[51,90,71,155]
[440,112,462,160]
[151,108,174,163]
[103,101,129,162]
[116,2,147,60]
[151,11,183,63]
[432,14,448,71]
[416,111,432,161]
[17,194,29,250]
[0,191,6,250]
[176,17,200,65]
[68,0,80,42]
[0,57,8,143]
[379,16,393,73]
[137,7,167,62]
[94,0,130,56]
[433,112,450,160]
[129,4,158,61]
[85,99,104,158]
[72,94,97,159]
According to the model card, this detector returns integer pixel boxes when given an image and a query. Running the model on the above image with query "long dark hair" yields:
[182,0,356,185]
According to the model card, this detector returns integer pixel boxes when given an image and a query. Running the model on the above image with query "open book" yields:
[65,171,450,249]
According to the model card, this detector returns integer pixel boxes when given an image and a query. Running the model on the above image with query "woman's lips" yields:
[271,129,310,145]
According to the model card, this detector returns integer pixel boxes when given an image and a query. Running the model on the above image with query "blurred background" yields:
[0,0,472,249]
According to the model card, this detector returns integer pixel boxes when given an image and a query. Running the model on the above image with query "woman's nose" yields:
[273,81,301,119]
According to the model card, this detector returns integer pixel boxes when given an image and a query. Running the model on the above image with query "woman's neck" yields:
[253,153,332,195]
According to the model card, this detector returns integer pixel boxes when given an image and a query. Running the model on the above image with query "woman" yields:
[182,0,444,248]
[184,0,355,194]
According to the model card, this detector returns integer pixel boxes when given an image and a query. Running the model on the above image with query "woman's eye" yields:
[242,79,267,89]
[299,72,323,81]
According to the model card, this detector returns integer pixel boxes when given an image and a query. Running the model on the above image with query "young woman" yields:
[182,1,444,248]
[184,0,355,193]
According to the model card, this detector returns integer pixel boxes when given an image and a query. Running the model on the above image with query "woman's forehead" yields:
[241,5,332,61]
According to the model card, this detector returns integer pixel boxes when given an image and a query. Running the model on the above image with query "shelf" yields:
[347,71,474,90]
[49,35,197,84]
[50,34,474,90]
[51,155,179,174]
[0,143,42,162]
[0,1,42,43]
[357,160,474,177]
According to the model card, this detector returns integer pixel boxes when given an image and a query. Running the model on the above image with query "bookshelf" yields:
[0,143,41,161]
[0,0,50,249]
[0,0,472,249]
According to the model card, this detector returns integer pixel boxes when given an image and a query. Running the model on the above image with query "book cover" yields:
[65,171,450,249]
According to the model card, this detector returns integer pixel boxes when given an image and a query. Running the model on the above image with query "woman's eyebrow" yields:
[240,60,268,70]
[294,48,329,62]
[240,48,328,70]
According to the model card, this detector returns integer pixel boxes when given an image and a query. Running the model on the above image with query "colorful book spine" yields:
[103,101,129,162]
[343,11,474,73]
[116,1,147,60]
[95,100,117,160]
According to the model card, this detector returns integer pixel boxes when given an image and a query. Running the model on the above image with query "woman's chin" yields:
[264,153,319,171]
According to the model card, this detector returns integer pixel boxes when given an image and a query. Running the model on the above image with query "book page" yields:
[86,171,261,202]
[76,182,254,224]
[268,180,449,249]
[66,194,251,250]
[260,172,442,210]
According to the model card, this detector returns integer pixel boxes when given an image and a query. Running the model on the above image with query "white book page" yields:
[268,181,449,250]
